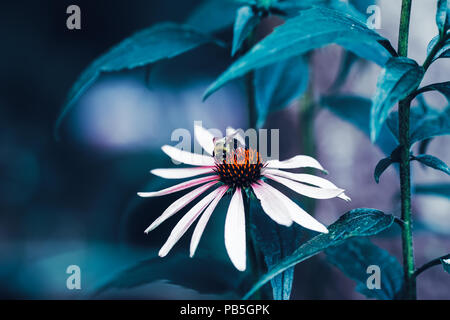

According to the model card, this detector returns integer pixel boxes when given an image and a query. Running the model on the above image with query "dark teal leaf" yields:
[374,157,394,183]
[281,1,397,63]
[338,38,396,66]
[56,23,218,136]
[436,0,450,35]
[254,55,309,128]
[387,104,450,145]
[243,208,395,299]
[436,40,450,60]
[186,0,242,33]
[254,0,277,10]
[250,199,304,300]
[414,81,450,102]
[329,0,368,23]
[350,0,377,14]
[410,107,450,144]
[414,183,450,198]
[321,95,398,156]
[418,138,433,155]
[325,238,403,300]
[322,95,371,134]
[412,154,450,176]
[370,57,424,142]
[203,6,393,100]
[441,257,450,274]
[330,51,358,91]
[427,35,450,61]
[276,0,378,24]
[232,6,260,56]
[93,253,244,297]
[271,0,327,17]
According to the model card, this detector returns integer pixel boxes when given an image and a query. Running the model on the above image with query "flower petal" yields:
[264,169,351,201]
[151,167,214,179]
[258,181,328,233]
[143,181,217,233]
[190,186,228,257]
[138,175,218,198]
[251,183,293,226]
[162,145,215,166]
[265,174,345,199]
[224,187,246,271]
[158,187,223,257]
[194,124,215,155]
[265,155,326,171]
[226,127,246,146]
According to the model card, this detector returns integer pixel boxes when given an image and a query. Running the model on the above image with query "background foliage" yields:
[0,0,449,299]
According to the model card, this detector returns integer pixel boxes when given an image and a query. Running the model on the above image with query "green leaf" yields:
[232,6,260,56]
[441,257,450,274]
[329,51,359,91]
[436,0,450,35]
[271,0,327,17]
[186,0,242,33]
[414,183,450,198]
[243,208,395,299]
[203,6,393,100]
[427,35,450,61]
[374,157,394,183]
[370,57,424,142]
[414,81,450,102]
[325,238,403,300]
[418,138,433,155]
[329,0,368,23]
[350,0,377,14]
[436,40,450,60]
[412,154,450,176]
[93,253,244,297]
[250,199,304,300]
[411,107,450,144]
[256,0,278,10]
[56,23,218,136]
[320,95,398,156]
[387,104,450,146]
[254,55,309,128]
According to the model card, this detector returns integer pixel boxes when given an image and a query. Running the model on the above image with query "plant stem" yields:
[242,31,267,300]
[246,71,257,128]
[397,0,416,300]
[298,53,316,214]
[244,195,267,300]
[413,254,450,279]
[244,33,258,129]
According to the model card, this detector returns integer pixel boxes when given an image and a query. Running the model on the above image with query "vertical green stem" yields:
[246,71,257,128]
[244,32,258,129]
[398,0,416,300]
[244,195,267,300]
[298,53,316,214]
[243,33,266,299]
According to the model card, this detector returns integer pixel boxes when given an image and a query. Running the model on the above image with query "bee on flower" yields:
[138,125,350,271]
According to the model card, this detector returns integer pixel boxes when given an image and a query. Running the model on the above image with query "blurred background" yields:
[0,0,449,299]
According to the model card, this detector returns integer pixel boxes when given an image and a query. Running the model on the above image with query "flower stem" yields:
[246,71,257,128]
[242,31,267,300]
[298,53,316,214]
[244,195,267,300]
[413,254,450,279]
[244,33,258,129]
[397,0,416,300]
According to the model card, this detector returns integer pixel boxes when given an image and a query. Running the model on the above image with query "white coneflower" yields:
[138,125,350,271]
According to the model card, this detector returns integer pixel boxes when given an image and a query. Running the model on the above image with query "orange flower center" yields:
[214,148,263,189]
